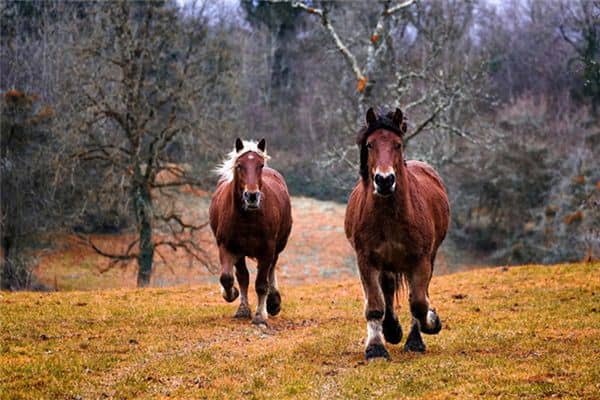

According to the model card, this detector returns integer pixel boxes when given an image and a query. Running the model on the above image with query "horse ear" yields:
[257,138,266,152]
[366,107,377,126]
[235,138,244,152]
[392,108,403,128]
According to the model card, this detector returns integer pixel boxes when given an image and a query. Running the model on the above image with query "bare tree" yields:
[266,0,483,144]
[559,0,600,116]
[66,1,215,286]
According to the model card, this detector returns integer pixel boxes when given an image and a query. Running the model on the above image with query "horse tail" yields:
[394,271,407,310]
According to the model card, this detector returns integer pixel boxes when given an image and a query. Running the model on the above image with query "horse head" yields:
[233,138,267,210]
[357,108,407,197]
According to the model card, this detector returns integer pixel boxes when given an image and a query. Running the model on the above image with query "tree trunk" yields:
[0,235,12,290]
[133,183,154,287]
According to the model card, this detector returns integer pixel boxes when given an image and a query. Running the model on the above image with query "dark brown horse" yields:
[210,138,292,326]
[345,108,450,360]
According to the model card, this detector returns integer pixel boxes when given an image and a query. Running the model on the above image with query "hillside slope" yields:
[1,262,599,399]
[33,197,358,290]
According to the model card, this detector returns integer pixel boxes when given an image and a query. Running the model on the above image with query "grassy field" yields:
[1,261,599,399]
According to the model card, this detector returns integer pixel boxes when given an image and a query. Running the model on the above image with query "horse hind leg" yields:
[266,254,281,316]
[404,318,426,353]
[233,257,251,319]
[381,271,402,345]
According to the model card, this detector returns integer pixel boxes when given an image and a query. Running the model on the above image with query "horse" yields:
[344,108,450,360]
[209,138,293,327]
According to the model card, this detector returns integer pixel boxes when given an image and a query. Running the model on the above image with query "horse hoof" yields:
[421,311,442,335]
[365,343,390,360]
[251,316,269,328]
[222,286,239,303]
[266,291,281,316]
[404,340,426,353]
[382,316,402,344]
[233,306,251,319]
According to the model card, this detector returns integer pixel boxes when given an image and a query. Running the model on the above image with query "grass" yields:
[1,262,599,399]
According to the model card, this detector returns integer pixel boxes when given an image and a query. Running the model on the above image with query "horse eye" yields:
[395,143,402,150]
[236,164,241,170]
[366,143,373,150]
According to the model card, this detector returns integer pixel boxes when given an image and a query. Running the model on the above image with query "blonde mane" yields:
[215,140,270,182]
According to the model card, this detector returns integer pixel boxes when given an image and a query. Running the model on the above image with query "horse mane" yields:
[214,140,270,182]
[356,109,406,181]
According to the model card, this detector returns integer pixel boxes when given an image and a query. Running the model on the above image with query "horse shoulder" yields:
[262,167,293,235]
[406,161,450,242]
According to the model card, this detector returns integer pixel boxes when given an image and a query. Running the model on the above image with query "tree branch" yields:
[281,1,366,84]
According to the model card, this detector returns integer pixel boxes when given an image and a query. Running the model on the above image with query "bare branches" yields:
[66,2,216,285]
[385,0,416,16]
[77,234,137,272]
[268,0,418,115]
[279,1,366,85]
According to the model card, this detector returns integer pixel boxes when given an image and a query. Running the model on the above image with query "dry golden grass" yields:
[2,262,599,399]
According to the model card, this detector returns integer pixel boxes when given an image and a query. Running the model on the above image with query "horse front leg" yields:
[405,260,441,353]
[218,246,239,303]
[266,254,281,316]
[358,255,388,360]
[252,256,272,327]
[233,257,251,319]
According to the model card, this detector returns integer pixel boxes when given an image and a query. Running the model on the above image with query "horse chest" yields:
[370,240,410,267]
[360,221,417,268]
[221,221,272,256]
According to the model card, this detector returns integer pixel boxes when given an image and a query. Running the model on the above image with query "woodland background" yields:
[1,0,598,290]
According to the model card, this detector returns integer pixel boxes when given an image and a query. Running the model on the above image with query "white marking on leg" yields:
[270,272,278,292]
[256,293,267,320]
[426,310,436,329]
[366,320,384,348]
[239,290,249,307]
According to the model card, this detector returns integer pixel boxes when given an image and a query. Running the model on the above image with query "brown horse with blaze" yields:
[345,108,450,360]
[210,138,292,327]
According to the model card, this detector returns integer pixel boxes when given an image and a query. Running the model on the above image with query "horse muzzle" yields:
[243,190,262,210]
[373,172,396,197]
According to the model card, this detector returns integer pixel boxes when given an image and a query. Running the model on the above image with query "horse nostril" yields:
[386,174,395,187]
[244,191,259,203]
[375,174,395,190]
